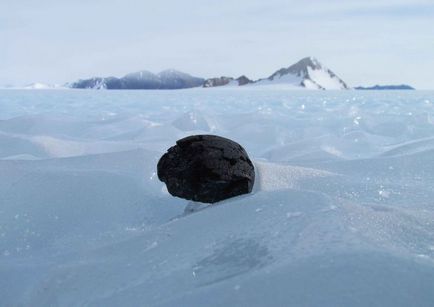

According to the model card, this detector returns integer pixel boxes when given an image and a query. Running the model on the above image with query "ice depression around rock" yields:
[157,135,255,203]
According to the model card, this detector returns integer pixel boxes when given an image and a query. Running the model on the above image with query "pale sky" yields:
[1,0,434,88]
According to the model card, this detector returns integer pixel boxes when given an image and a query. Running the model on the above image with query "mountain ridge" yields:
[13,57,413,90]
[355,84,415,90]
[69,57,351,90]
[69,69,204,90]
[252,57,349,90]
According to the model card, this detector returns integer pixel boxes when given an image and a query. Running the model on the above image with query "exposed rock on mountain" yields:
[203,76,234,88]
[203,75,253,87]
[236,75,253,86]
[157,70,205,89]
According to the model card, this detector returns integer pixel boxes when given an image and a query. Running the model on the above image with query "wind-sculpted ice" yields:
[1,89,434,306]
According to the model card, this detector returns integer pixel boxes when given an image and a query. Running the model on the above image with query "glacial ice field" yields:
[1,88,434,306]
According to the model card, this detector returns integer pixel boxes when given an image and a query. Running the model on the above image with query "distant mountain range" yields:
[69,57,350,90]
[1,57,416,90]
[69,69,204,90]
[355,85,415,90]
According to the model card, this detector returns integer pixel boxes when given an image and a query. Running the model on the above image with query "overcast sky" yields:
[1,0,434,88]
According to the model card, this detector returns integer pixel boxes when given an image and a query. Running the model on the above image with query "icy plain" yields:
[1,88,434,306]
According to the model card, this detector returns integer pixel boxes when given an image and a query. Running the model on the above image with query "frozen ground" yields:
[1,88,434,306]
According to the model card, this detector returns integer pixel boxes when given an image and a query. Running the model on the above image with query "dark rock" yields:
[355,84,415,90]
[157,135,255,203]
[202,75,253,87]
[236,75,253,86]
[203,76,234,88]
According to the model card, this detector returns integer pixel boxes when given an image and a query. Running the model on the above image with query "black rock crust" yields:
[157,135,255,203]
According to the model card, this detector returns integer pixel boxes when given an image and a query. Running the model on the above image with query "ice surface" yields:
[1,89,434,306]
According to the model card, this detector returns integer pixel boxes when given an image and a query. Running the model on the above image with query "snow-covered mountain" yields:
[70,70,204,90]
[254,57,349,90]
[31,57,355,90]
[202,57,349,90]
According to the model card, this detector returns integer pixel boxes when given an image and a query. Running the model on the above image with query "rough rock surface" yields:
[157,135,255,203]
